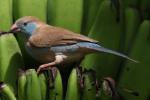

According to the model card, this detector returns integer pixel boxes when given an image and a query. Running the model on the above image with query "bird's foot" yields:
[37,63,56,74]
[37,66,58,88]
[37,64,47,74]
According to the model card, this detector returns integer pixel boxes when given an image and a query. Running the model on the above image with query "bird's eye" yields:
[23,22,27,26]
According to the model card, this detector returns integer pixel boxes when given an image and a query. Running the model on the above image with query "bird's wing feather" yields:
[28,26,98,47]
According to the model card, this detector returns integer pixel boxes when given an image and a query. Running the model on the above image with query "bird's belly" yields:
[25,45,55,63]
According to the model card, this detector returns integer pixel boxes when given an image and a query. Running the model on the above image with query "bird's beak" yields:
[9,24,20,33]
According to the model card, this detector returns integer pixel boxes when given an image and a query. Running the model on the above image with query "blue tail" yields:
[77,42,137,63]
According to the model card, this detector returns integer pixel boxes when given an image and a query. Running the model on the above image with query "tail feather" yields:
[78,42,138,63]
[95,46,138,63]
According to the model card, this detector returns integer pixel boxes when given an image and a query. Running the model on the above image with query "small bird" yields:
[9,16,136,73]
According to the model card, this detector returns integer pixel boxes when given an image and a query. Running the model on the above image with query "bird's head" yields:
[10,16,44,36]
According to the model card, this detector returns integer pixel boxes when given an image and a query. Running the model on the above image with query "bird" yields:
[9,16,137,73]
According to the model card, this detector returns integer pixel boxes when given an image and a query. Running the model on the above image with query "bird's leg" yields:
[37,54,66,73]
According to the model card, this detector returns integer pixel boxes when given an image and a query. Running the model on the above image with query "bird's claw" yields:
[37,65,58,88]
[37,68,42,74]
[37,64,55,74]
